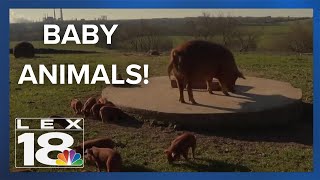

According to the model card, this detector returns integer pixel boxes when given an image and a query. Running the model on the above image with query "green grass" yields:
[10,49,312,172]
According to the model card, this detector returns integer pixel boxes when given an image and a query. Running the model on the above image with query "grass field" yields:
[10,44,313,172]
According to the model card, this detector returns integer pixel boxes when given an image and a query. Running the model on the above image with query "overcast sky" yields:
[10,9,312,23]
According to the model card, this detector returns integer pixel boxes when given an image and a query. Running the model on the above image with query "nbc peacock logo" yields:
[56,149,83,166]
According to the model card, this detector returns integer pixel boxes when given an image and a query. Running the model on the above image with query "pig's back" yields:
[177,40,233,62]
[83,138,115,149]
[176,40,236,75]
[171,133,196,151]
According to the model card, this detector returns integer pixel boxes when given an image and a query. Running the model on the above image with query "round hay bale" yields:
[148,50,160,56]
[13,41,35,58]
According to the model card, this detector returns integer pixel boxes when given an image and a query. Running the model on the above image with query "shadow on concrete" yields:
[181,90,313,145]
[181,85,257,110]
[186,102,237,112]
[235,85,254,93]
[185,92,299,114]
[171,158,251,172]
[185,80,301,112]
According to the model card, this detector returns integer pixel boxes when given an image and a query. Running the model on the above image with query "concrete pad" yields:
[102,76,302,130]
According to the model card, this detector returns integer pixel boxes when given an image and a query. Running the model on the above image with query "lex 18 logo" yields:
[15,118,84,168]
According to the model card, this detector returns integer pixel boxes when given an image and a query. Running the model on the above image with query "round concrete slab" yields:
[102,76,302,130]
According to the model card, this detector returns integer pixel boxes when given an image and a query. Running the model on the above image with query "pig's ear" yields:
[87,149,93,155]
[238,72,246,79]
[164,150,172,156]
[171,49,180,57]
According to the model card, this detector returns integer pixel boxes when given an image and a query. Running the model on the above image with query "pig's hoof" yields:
[179,99,186,103]
[190,100,197,105]
[223,92,230,96]
[208,91,213,94]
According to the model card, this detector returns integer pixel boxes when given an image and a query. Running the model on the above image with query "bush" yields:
[272,21,313,53]
[287,21,313,53]
[122,36,173,52]
[13,41,35,58]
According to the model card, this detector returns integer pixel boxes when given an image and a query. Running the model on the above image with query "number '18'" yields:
[18,132,74,166]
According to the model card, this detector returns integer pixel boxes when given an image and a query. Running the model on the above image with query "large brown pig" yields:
[70,99,83,115]
[84,147,122,172]
[81,97,97,117]
[164,132,196,163]
[168,40,245,104]
[74,137,115,154]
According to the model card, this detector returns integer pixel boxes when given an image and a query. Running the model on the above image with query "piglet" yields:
[164,132,196,163]
[81,97,96,117]
[98,97,116,107]
[98,97,108,104]
[90,103,104,120]
[99,106,124,123]
[85,147,122,172]
[74,137,115,154]
[71,99,83,115]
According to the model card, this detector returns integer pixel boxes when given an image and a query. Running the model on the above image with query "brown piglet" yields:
[70,99,83,115]
[90,103,104,120]
[85,147,122,172]
[81,97,96,117]
[98,97,108,104]
[98,97,116,107]
[164,132,196,163]
[99,106,123,123]
[74,137,116,154]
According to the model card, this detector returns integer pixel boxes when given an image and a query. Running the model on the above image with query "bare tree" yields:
[215,13,239,47]
[125,19,172,52]
[287,21,312,53]
[234,29,259,52]
[187,12,217,40]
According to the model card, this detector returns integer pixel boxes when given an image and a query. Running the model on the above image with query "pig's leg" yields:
[77,107,82,114]
[229,85,236,93]
[186,80,197,104]
[100,112,106,123]
[206,79,213,94]
[106,158,112,172]
[94,161,101,172]
[114,109,120,121]
[176,79,185,103]
[182,150,189,161]
[219,81,230,96]
[73,107,77,114]
[174,154,181,161]
[106,162,110,172]
[191,144,196,159]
